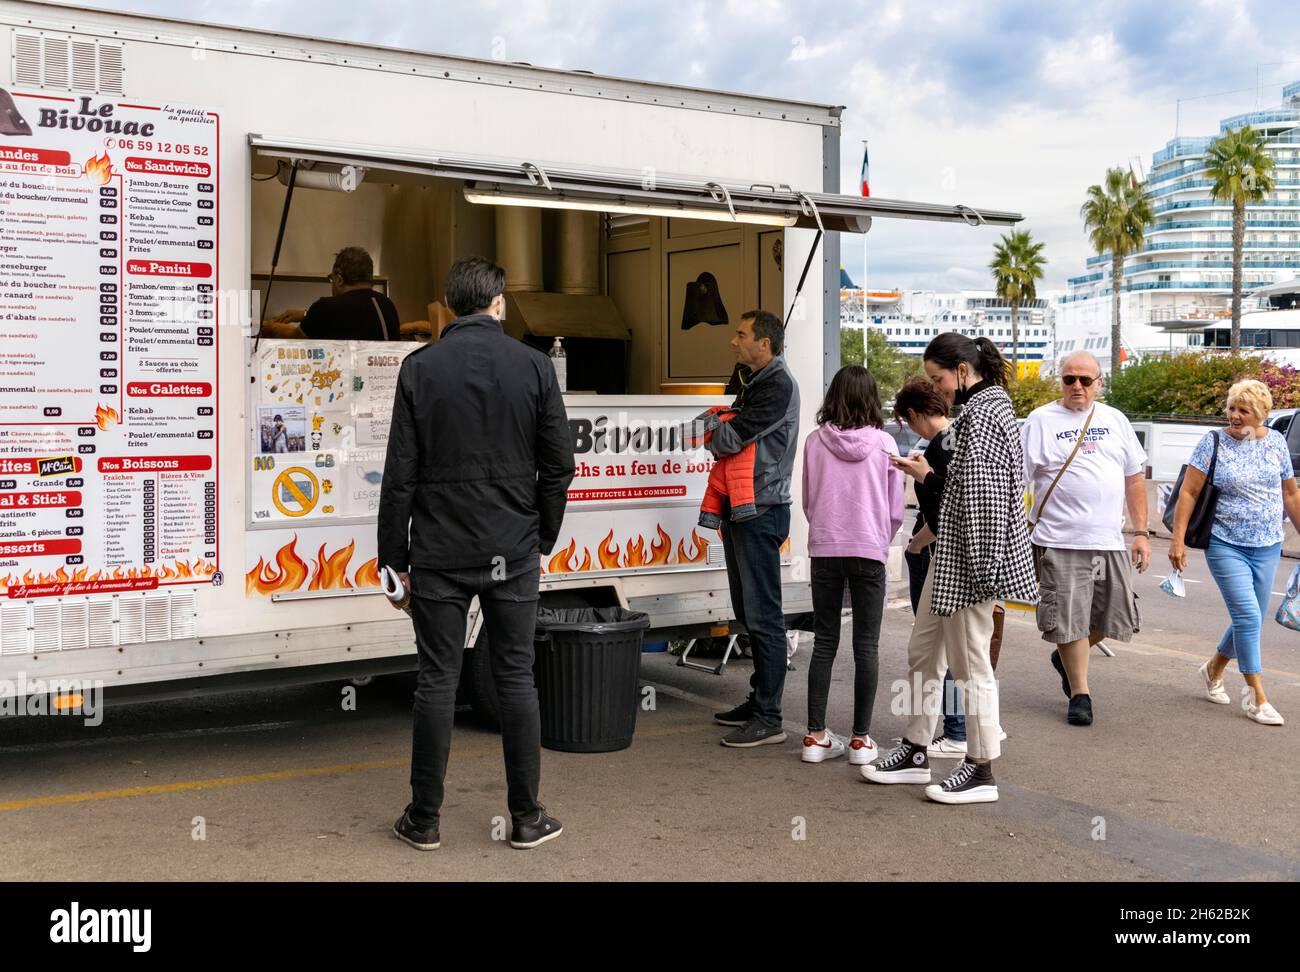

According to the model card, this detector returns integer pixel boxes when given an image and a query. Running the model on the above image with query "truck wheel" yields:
[463,640,501,731]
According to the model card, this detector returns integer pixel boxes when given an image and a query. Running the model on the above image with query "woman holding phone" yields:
[863,334,1036,804]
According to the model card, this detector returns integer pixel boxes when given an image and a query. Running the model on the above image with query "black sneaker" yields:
[713,698,754,727]
[925,758,998,804]
[860,739,931,784]
[1049,649,1071,699]
[1068,694,1093,726]
[393,809,440,851]
[720,718,787,748]
[510,807,563,849]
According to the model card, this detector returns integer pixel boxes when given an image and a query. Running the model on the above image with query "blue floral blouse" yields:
[1188,428,1294,547]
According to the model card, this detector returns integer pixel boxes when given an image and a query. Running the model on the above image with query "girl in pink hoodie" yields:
[800,365,905,766]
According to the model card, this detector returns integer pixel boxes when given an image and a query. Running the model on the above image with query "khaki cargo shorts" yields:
[1033,546,1140,645]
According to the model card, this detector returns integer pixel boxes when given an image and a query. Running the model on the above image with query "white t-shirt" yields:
[1021,400,1147,550]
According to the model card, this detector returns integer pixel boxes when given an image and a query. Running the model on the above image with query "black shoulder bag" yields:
[1162,431,1220,549]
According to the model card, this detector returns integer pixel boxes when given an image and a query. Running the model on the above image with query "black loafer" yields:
[1068,694,1093,726]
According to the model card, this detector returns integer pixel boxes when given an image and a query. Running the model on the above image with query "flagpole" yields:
[861,139,869,349]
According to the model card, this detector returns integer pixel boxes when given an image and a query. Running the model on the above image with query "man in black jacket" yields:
[379,256,575,852]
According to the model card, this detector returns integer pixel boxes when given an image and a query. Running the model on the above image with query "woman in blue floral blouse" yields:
[1169,379,1300,726]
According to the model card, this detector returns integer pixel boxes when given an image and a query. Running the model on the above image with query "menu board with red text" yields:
[0,89,220,598]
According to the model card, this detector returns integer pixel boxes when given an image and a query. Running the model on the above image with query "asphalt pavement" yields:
[0,536,1296,882]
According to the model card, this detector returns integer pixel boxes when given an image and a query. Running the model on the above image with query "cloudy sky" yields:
[90,0,1300,292]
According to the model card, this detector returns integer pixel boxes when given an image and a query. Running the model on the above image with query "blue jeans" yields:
[721,503,791,728]
[905,545,966,741]
[1205,537,1281,677]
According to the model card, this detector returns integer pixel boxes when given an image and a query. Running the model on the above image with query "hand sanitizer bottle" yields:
[549,336,567,393]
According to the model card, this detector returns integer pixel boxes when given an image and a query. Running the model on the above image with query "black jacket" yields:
[377,314,575,571]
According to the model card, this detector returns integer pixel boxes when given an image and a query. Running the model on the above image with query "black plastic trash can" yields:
[534,607,651,753]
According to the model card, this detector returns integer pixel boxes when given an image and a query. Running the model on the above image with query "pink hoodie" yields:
[801,423,905,562]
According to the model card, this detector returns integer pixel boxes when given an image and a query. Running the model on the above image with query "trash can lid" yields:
[536,606,651,634]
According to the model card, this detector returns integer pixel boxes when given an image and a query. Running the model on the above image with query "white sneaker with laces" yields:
[801,729,847,763]
[1246,701,1284,726]
[927,735,968,759]
[847,735,879,765]
[1199,661,1231,704]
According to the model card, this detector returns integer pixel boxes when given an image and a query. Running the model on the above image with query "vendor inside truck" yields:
[259,246,403,341]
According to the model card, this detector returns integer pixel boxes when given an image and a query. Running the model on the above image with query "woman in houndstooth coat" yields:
[863,334,1035,805]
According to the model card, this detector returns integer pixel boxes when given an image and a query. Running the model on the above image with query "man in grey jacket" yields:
[707,310,801,747]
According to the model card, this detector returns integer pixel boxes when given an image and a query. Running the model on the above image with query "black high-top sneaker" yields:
[860,738,931,784]
[925,758,998,804]
[510,807,564,849]
[393,808,440,851]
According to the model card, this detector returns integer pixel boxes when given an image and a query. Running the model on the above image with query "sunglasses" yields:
[1061,375,1098,387]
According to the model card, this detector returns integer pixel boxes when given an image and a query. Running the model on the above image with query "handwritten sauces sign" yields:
[0,91,219,598]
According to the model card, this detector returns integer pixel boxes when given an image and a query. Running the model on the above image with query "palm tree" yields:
[1206,125,1276,353]
[989,230,1047,373]
[1081,168,1154,375]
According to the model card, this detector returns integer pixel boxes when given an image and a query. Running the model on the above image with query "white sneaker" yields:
[1245,701,1285,726]
[1199,661,1231,704]
[801,729,846,763]
[927,734,968,759]
[847,735,879,765]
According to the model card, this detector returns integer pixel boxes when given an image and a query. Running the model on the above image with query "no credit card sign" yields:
[272,467,319,517]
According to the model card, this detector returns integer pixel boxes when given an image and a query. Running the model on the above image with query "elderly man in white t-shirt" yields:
[1022,351,1151,727]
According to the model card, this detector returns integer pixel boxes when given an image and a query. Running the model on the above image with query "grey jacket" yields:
[702,355,800,508]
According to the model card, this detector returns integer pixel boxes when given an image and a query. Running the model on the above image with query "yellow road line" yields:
[0,724,701,813]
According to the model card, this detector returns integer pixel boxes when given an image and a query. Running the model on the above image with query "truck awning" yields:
[249,134,1023,233]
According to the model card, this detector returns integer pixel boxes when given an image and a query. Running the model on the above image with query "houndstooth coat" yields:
[931,384,1038,617]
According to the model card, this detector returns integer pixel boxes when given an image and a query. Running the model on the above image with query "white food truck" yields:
[0,0,1020,719]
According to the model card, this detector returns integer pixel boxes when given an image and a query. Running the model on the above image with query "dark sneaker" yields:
[713,698,755,727]
[1068,694,1094,726]
[1049,649,1071,699]
[721,718,787,748]
[393,809,440,851]
[860,739,931,784]
[925,758,998,804]
[510,807,564,849]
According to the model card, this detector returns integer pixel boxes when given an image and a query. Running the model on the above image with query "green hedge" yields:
[1104,352,1300,417]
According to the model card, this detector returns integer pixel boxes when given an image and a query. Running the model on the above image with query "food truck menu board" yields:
[0,91,219,598]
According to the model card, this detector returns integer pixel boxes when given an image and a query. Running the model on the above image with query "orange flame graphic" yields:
[0,557,216,591]
[624,535,650,568]
[245,536,310,596]
[354,557,380,588]
[647,524,672,566]
[83,152,114,186]
[95,404,119,430]
[309,540,355,591]
[677,529,708,564]
[547,538,579,574]
[598,530,622,570]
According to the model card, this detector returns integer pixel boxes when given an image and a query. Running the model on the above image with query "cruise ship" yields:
[1057,79,1300,371]
[842,268,1057,374]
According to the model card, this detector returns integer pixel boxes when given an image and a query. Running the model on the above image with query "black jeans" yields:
[407,562,542,828]
[904,544,966,742]
[721,503,791,727]
[807,556,885,737]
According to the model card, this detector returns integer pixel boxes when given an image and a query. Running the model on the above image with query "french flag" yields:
[860,142,870,198]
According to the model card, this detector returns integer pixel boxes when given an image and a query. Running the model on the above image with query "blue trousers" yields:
[1204,537,1281,677]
